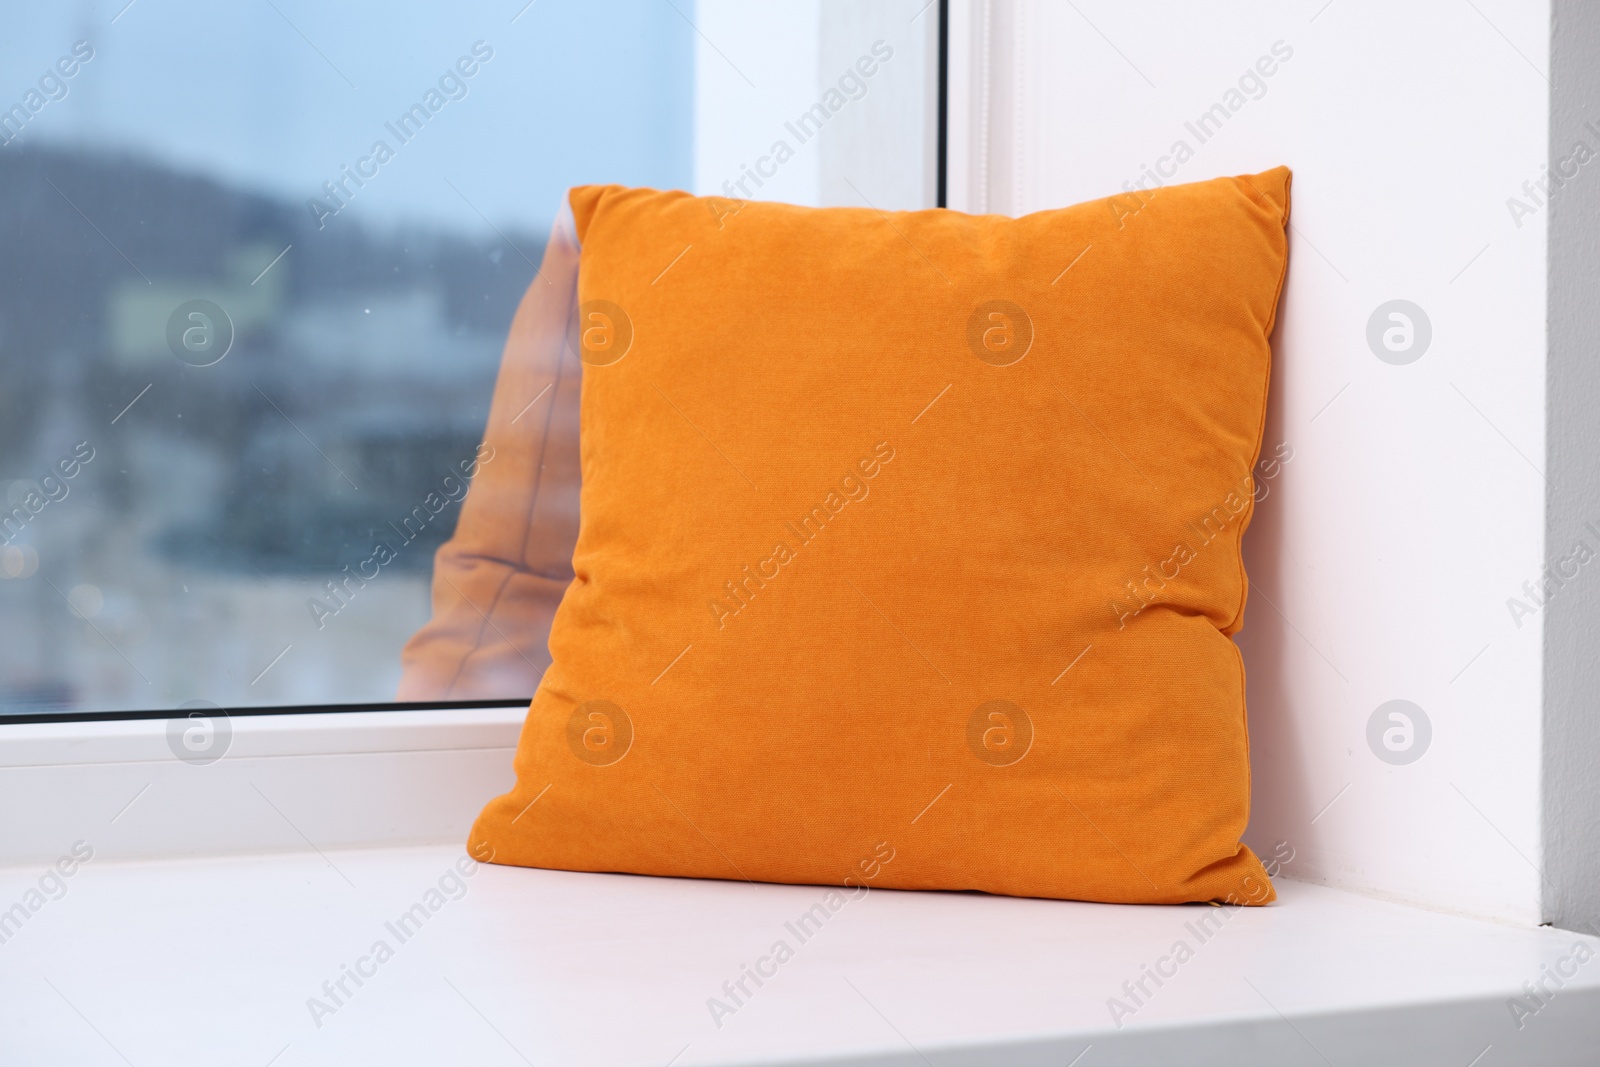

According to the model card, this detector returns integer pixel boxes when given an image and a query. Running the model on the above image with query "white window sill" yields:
[5,709,1597,1062]
[0,705,525,866]
[3,843,1596,1066]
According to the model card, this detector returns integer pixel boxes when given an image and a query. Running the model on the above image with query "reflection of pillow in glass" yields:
[472,170,1291,905]
[397,209,582,703]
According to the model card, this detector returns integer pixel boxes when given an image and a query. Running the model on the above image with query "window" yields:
[0,0,939,718]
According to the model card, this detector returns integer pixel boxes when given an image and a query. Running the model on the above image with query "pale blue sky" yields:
[0,0,695,235]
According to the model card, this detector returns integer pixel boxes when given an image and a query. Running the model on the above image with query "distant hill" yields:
[0,142,545,573]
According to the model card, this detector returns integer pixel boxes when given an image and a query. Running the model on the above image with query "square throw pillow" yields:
[470,168,1291,906]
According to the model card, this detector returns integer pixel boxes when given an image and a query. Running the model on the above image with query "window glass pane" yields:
[0,0,935,717]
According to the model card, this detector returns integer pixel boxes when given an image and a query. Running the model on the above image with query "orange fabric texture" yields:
[472,168,1292,905]
[398,221,583,701]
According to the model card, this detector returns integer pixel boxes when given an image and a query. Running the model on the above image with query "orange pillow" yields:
[471,169,1291,905]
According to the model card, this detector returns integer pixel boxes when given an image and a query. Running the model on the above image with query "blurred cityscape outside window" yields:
[0,1,692,714]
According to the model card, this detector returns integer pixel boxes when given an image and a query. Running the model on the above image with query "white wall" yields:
[950,0,1551,924]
